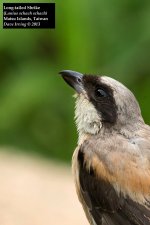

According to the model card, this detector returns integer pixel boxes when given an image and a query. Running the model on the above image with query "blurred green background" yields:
[1,0,150,162]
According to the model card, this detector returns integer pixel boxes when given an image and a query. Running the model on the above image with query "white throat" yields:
[74,94,102,143]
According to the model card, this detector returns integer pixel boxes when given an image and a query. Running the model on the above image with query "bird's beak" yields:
[59,70,84,94]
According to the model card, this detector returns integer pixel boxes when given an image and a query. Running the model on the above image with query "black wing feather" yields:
[78,149,150,225]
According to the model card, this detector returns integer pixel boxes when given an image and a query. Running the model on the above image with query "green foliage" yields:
[0,0,150,161]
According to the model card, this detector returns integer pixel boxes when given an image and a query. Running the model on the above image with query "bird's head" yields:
[60,70,144,138]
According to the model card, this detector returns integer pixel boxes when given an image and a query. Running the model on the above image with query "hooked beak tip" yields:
[59,70,84,94]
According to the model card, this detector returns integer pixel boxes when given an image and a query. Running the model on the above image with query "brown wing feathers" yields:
[78,147,150,225]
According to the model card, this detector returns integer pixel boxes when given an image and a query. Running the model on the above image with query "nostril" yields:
[77,78,82,83]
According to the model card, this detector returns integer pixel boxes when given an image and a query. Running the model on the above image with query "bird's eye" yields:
[95,88,108,98]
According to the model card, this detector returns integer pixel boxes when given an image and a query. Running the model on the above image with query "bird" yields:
[59,70,150,225]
